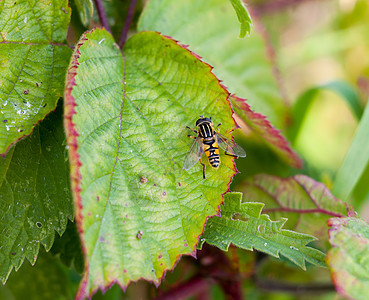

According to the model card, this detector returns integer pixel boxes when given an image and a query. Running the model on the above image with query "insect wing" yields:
[216,132,246,157]
[184,137,204,170]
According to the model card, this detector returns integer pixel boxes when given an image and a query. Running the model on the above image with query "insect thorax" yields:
[197,122,214,139]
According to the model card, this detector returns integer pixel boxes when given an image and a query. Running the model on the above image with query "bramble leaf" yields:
[138,0,287,129]
[64,29,239,298]
[240,174,348,240]
[199,192,326,270]
[327,217,369,299]
[0,0,72,155]
[0,102,73,283]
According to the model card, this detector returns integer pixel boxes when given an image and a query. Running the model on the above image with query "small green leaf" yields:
[65,29,238,297]
[333,101,369,205]
[228,0,252,38]
[0,101,73,283]
[75,0,94,27]
[200,192,326,270]
[240,174,349,240]
[138,0,287,129]
[327,217,369,299]
[0,0,72,154]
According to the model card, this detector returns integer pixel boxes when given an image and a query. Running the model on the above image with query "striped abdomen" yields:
[204,139,220,168]
[198,121,220,168]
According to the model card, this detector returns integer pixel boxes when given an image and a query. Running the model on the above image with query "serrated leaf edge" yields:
[65,28,246,298]
[200,192,326,270]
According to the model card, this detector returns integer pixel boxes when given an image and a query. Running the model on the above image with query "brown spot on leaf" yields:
[136,230,143,239]
[139,176,148,184]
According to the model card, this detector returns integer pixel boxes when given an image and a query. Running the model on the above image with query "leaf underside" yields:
[0,101,73,283]
[65,29,239,298]
[241,174,348,240]
[200,192,326,270]
[327,217,369,299]
[0,0,72,155]
[230,95,302,168]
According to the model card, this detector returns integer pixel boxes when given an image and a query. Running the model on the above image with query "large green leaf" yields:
[0,0,72,155]
[138,0,287,129]
[64,29,239,298]
[240,174,349,240]
[199,192,326,270]
[0,101,73,283]
[327,217,369,299]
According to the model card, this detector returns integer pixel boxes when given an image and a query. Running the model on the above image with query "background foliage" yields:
[0,0,369,299]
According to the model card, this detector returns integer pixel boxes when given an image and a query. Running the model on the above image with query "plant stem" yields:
[93,0,111,33]
[118,0,138,48]
[154,276,214,300]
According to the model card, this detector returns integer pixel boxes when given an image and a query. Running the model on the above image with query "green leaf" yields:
[0,0,72,155]
[230,95,302,168]
[288,80,363,143]
[75,0,94,27]
[327,217,369,299]
[228,0,252,38]
[138,0,287,129]
[199,192,326,270]
[333,101,369,205]
[0,101,73,283]
[240,174,348,240]
[64,29,238,298]
[0,249,73,300]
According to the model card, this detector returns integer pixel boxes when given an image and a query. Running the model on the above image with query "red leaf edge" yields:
[64,29,243,298]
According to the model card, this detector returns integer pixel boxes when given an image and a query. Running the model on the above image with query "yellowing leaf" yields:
[64,29,240,298]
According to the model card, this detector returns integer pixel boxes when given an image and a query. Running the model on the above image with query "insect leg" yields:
[199,157,206,179]
[187,135,196,139]
[186,126,197,133]
[216,123,222,131]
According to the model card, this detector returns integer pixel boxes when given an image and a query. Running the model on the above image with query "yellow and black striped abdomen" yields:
[204,139,220,169]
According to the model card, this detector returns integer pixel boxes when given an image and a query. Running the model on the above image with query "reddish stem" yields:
[154,276,214,300]
[93,0,111,33]
[118,0,138,48]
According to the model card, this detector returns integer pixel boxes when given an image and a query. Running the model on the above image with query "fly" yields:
[184,117,246,179]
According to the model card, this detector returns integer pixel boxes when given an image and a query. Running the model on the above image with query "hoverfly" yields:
[184,117,246,179]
